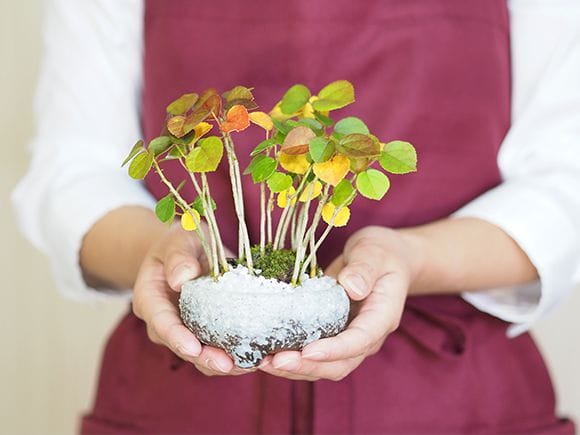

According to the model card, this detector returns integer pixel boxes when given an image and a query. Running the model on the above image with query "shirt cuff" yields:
[12,170,156,302]
[452,180,580,336]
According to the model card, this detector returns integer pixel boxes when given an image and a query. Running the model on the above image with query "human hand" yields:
[132,222,252,376]
[259,226,420,381]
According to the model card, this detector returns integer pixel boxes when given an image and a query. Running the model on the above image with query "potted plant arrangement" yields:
[122,80,417,368]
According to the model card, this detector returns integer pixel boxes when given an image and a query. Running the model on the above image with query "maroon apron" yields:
[81,1,574,433]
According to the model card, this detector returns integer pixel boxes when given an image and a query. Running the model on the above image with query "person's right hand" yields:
[131,222,251,376]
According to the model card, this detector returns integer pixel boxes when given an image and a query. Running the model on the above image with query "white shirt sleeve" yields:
[11,0,153,301]
[455,0,580,336]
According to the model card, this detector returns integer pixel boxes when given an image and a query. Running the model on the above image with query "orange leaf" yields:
[281,126,315,155]
[313,155,350,186]
[220,104,250,133]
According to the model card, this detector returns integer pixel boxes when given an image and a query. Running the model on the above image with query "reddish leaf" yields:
[167,116,187,138]
[220,105,250,133]
[281,126,315,155]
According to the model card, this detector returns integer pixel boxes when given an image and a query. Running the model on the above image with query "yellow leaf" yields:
[321,203,350,227]
[193,122,213,139]
[313,155,350,186]
[269,101,294,120]
[220,104,250,133]
[279,152,310,174]
[180,209,201,231]
[299,181,322,202]
[249,111,273,131]
[301,96,318,119]
[277,187,297,208]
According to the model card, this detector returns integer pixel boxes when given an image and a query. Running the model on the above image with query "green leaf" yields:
[334,117,369,136]
[192,196,216,217]
[122,140,145,167]
[148,136,173,156]
[163,144,187,160]
[271,118,292,135]
[309,137,335,163]
[314,111,334,126]
[223,85,254,102]
[280,84,311,115]
[312,80,355,111]
[336,133,380,158]
[155,194,176,223]
[266,172,293,192]
[185,136,224,172]
[128,151,154,179]
[250,138,277,156]
[166,93,198,115]
[379,141,417,174]
[356,169,390,200]
[247,155,277,183]
[332,179,355,207]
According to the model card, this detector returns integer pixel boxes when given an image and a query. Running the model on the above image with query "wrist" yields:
[395,227,429,296]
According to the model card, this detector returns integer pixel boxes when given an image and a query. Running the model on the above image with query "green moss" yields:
[245,245,296,283]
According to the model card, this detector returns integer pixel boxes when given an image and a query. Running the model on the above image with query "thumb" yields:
[164,246,203,291]
[337,238,386,301]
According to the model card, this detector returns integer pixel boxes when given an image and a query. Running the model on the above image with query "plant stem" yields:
[291,180,316,285]
[266,190,274,245]
[260,182,266,255]
[223,134,253,271]
[152,160,213,272]
[201,173,229,272]
[273,168,311,249]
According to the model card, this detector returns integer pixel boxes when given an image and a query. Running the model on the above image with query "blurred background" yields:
[1,2,578,434]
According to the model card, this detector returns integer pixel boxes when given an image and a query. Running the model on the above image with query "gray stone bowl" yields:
[179,267,350,368]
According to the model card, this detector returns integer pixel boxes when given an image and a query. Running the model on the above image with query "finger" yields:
[150,308,202,358]
[338,237,389,300]
[261,353,363,382]
[324,254,345,278]
[164,247,203,291]
[302,272,407,362]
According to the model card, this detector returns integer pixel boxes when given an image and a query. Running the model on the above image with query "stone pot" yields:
[179,266,350,368]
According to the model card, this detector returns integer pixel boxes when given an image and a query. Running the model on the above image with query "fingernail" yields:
[176,342,200,358]
[342,274,366,296]
[206,358,229,373]
[274,358,300,370]
[302,351,327,360]
[172,265,196,287]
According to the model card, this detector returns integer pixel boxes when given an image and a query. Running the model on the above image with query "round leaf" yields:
[313,155,350,186]
[128,151,154,179]
[181,209,201,231]
[250,138,277,157]
[298,181,323,202]
[331,179,355,207]
[220,104,250,133]
[122,140,144,167]
[155,194,176,223]
[334,117,369,136]
[309,137,335,163]
[279,152,310,174]
[267,172,293,192]
[312,80,355,111]
[336,133,380,158]
[149,136,173,156]
[185,136,224,172]
[277,187,297,208]
[321,203,351,227]
[166,93,198,116]
[249,111,274,131]
[281,126,315,155]
[249,155,277,183]
[356,169,390,200]
[280,84,311,115]
[379,141,417,174]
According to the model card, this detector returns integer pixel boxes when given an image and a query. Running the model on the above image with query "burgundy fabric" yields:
[81,1,574,433]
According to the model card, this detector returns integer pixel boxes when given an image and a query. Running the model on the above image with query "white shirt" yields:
[11,0,580,336]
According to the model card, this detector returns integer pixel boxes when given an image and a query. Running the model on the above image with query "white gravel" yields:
[180,265,350,367]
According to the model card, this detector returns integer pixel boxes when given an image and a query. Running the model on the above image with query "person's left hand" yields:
[259,226,420,381]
